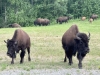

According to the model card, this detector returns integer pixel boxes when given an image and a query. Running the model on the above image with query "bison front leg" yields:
[27,47,31,61]
[68,56,73,65]
[77,53,83,69]
[11,58,14,64]
[20,50,25,64]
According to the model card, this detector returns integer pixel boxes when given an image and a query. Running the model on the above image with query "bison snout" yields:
[85,48,90,53]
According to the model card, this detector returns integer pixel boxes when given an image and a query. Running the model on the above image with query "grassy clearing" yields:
[0,19,100,71]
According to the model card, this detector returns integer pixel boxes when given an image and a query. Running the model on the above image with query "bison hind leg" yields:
[64,51,67,62]
[27,47,31,61]
[62,45,68,62]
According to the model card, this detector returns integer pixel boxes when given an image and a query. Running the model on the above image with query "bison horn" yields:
[88,32,90,40]
[74,35,81,43]
[4,39,10,43]
[4,40,7,43]
[76,33,81,40]
[76,36,81,40]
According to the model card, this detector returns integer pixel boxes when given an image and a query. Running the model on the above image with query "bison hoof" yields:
[28,58,31,61]
[69,62,73,65]
[20,60,23,64]
[20,62,23,64]
[11,61,14,64]
[78,64,82,69]
[64,59,66,62]
[69,63,72,65]
[29,59,31,61]
[79,66,82,69]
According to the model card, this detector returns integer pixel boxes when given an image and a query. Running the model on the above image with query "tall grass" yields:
[0,19,100,70]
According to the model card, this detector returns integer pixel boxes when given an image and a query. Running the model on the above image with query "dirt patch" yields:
[0,69,100,75]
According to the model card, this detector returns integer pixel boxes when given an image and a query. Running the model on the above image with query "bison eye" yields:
[80,41,83,45]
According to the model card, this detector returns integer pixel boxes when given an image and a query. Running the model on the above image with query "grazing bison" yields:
[62,25,90,69]
[90,14,98,20]
[81,17,86,21]
[9,23,21,28]
[34,18,50,26]
[4,29,31,64]
[57,16,69,24]
[89,18,93,23]
[44,18,50,26]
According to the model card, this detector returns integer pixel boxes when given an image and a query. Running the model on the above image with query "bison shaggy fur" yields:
[90,14,98,20]
[34,18,50,26]
[4,29,31,64]
[62,25,90,69]
[57,16,69,24]
[9,23,21,28]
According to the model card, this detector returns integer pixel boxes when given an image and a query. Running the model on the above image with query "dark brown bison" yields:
[62,25,90,69]
[9,23,21,28]
[34,18,50,26]
[44,18,50,25]
[57,16,69,24]
[4,29,31,64]
[90,14,98,20]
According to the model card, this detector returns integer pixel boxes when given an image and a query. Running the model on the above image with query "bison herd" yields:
[4,23,91,69]
[81,14,98,23]
[34,18,50,26]
[8,14,98,28]
[4,14,98,69]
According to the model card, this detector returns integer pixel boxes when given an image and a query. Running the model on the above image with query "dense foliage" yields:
[0,0,100,27]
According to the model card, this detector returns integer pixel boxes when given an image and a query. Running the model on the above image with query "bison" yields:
[4,29,31,64]
[34,18,50,26]
[90,14,98,20]
[81,17,86,21]
[89,18,93,23]
[57,16,69,24]
[44,18,50,25]
[62,25,90,69]
[9,23,21,28]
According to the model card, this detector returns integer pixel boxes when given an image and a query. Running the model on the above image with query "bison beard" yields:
[4,29,31,64]
[62,25,90,69]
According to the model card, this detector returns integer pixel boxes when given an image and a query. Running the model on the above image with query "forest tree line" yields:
[0,0,100,27]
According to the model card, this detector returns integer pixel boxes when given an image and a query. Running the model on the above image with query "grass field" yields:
[0,19,100,71]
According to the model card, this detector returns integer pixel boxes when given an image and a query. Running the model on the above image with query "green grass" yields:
[0,19,100,70]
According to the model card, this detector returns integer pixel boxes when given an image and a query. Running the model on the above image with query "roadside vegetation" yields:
[0,0,100,27]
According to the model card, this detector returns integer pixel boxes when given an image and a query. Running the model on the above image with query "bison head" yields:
[74,33,90,55]
[4,39,18,58]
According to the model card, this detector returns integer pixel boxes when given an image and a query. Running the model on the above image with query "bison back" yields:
[12,29,30,47]
[10,23,21,28]
[62,25,79,45]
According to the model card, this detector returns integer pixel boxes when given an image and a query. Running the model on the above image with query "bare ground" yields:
[0,69,100,75]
